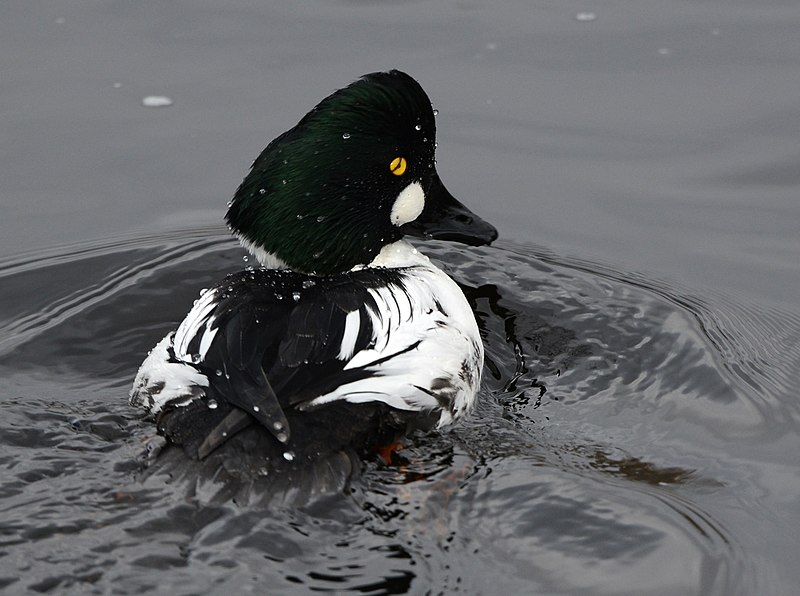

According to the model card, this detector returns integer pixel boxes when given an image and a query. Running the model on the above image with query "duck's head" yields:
[226,70,497,275]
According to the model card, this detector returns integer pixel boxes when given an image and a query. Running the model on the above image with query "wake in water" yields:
[2,226,797,593]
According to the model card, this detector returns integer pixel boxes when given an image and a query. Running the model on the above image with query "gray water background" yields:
[2,1,800,594]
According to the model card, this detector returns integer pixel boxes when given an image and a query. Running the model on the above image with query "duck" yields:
[129,70,497,480]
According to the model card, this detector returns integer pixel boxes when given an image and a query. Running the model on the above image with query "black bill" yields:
[402,174,498,246]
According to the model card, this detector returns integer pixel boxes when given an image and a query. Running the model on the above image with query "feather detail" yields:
[129,241,482,457]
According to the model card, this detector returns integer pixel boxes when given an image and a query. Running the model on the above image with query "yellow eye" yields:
[389,156,407,176]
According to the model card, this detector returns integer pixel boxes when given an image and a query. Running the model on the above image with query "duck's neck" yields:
[238,236,289,270]
[357,240,431,270]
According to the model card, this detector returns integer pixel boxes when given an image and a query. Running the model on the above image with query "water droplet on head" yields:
[292,292,301,302]
[281,179,287,185]
[283,451,295,461]
[191,354,201,364]
[312,252,322,259]
[243,255,249,262]
[259,188,266,195]
[276,431,288,443]
[316,215,326,222]
[342,132,351,139]
[253,405,260,413]
[433,108,439,116]
[414,124,422,131]
[207,399,218,409]
[273,421,284,431]
[215,369,223,377]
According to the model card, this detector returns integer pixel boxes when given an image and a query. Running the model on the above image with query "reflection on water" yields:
[1,227,797,594]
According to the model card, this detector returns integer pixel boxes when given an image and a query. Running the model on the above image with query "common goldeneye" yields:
[130,70,497,470]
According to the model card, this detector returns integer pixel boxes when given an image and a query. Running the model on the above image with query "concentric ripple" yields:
[1,227,797,594]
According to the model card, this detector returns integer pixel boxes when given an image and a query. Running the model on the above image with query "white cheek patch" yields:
[390,181,425,226]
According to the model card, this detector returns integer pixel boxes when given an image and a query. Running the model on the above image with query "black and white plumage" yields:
[130,241,483,461]
[129,71,497,488]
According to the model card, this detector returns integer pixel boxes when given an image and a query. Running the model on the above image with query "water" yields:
[1,228,798,594]
[3,0,800,593]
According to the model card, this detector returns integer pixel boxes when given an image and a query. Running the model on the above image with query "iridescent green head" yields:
[226,70,496,275]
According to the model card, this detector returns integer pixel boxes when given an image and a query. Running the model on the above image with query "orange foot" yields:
[376,440,406,466]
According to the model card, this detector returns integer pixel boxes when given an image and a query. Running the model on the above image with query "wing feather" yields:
[155,268,402,456]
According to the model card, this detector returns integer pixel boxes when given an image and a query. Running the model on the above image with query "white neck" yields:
[356,240,432,270]
[238,236,289,269]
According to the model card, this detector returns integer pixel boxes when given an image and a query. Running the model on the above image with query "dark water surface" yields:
[2,230,799,594]
[3,1,800,594]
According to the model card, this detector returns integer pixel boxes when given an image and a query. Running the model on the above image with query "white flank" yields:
[130,286,224,417]
[129,333,209,416]
[307,240,483,425]
[390,181,425,226]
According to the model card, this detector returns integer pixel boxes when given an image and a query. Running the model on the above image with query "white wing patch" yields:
[175,287,219,361]
[337,309,362,360]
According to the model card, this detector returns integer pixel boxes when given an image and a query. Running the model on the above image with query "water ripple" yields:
[0,226,795,594]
